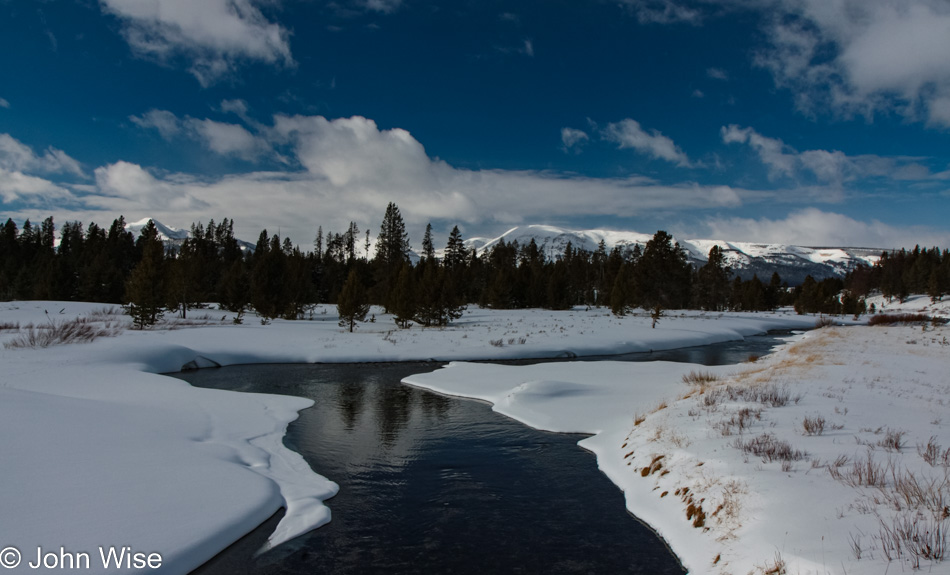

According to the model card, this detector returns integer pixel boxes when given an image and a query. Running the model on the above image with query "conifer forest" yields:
[2,202,948,328]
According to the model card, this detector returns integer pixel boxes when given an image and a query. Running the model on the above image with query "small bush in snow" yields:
[733,433,807,462]
[682,370,719,385]
[802,415,826,436]
[3,317,125,349]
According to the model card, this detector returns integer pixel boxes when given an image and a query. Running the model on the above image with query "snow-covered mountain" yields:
[129,219,881,284]
[468,225,882,284]
[127,218,255,252]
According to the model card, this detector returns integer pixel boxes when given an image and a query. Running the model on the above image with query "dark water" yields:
[173,332,793,575]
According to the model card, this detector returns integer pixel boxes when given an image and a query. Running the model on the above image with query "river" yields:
[172,332,793,574]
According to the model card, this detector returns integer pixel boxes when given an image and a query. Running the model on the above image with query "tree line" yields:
[2,205,948,329]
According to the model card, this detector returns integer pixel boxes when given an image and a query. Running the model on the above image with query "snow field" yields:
[0,300,879,573]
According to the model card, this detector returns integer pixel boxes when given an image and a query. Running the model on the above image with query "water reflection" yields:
[176,362,687,574]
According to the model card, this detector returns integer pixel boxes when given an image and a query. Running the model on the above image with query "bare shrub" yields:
[489,338,504,347]
[3,317,125,349]
[0,321,20,330]
[878,428,906,452]
[763,552,787,574]
[918,437,950,467]
[829,451,890,488]
[878,514,948,568]
[815,315,835,328]
[733,433,807,462]
[682,370,719,385]
[715,407,763,436]
[802,415,826,436]
[868,313,934,326]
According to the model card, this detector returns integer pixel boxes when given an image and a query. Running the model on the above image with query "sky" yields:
[2,0,950,250]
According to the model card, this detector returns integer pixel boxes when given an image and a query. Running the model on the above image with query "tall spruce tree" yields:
[125,220,165,329]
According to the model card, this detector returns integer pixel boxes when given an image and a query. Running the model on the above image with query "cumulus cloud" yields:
[130,109,270,161]
[602,119,692,166]
[749,0,950,125]
[0,168,74,204]
[616,0,950,127]
[0,134,85,177]
[5,116,763,244]
[92,161,208,212]
[560,127,589,152]
[703,208,950,249]
[99,0,293,86]
[722,124,938,185]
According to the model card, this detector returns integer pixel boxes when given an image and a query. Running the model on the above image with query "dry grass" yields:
[919,436,950,467]
[878,514,948,568]
[733,433,807,463]
[802,415,826,436]
[3,317,126,349]
[830,451,891,488]
[868,313,934,326]
[877,428,907,452]
[682,370,720,385]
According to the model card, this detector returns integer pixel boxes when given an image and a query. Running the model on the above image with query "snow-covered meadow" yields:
[0,298,946,574]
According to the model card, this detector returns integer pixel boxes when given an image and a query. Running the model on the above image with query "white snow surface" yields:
[405,310,950,574]
[1,300,932,574]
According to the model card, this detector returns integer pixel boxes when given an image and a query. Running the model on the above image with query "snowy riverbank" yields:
[0,300,938,573]
[406,300,950,574]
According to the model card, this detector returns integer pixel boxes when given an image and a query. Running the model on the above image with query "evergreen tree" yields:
[392,262,416,328]
[694,245,731,311]
[610,263,631,316]
[421,223,435,263]
[634,231,692,310]
[337,269,370,332]
[375,202,410,267]
[125,220,165,329]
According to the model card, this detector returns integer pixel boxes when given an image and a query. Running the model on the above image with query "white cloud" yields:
[754,0,950,126]
[692,89,705,98]
[0,98,9,109]
[92,161,208,212]
[0,134,85,177]
[523,39,534,57]
[130,110,270,161]
[560,127,589,152]
[721,124,938,184]
[618,0,702,24]
[130,109,182,140]
[703,208,950,249]
[99,0,293,86]
[0,168,74,203]
[602,119,692,166]
[706,67,728,80]
[185,119,267,160]
[4,116,762,245]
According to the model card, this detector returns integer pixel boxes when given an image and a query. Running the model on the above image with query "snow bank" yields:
[405,325,950,574]
[0,301,832,574]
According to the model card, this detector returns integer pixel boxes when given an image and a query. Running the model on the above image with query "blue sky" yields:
[2,0,950,249]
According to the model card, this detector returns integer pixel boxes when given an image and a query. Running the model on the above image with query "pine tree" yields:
[421,223,435,263]
[125,220,165,329]
[392,262,416,328]
[337,269,370,332]
[375,202,410,267]
[610,263,630,316]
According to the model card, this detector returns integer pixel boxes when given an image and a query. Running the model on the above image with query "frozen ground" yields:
[0,300,937,573]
